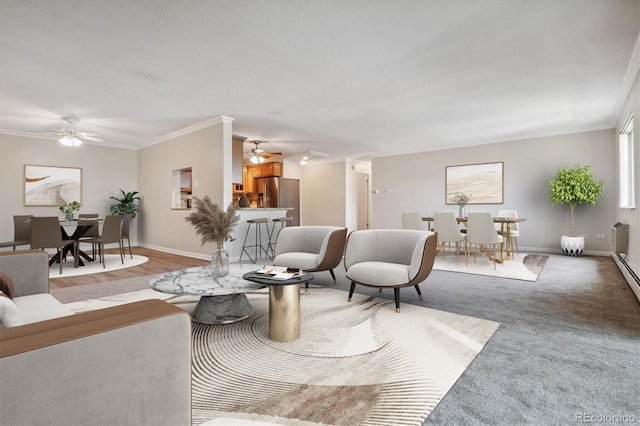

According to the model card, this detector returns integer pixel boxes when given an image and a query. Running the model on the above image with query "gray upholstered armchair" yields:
[344,229,438,312]
[272,226,348,289]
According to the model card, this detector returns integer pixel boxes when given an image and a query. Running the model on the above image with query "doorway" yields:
[356,172,369,230]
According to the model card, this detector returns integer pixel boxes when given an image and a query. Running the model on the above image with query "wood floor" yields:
[48,246,209,290]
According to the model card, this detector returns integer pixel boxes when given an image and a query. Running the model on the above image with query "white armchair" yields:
[273,226,347,289]
[344,229,438,313]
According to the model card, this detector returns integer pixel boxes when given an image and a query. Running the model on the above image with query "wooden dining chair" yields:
[77,213,100,259]
[401,212,428,230]
[433,210,466,265]
[30,216,77,274]
[0,215,32,250]
[81,215,123,268]
[495,209,520,257]
[120,213,133,259]
[465,211,503,270]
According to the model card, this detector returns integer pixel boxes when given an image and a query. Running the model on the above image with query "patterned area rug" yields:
[433,251,549,281]
[66,287,500,425]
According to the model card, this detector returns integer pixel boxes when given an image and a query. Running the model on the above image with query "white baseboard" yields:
[137,243,210,261]
[611,250,640,303]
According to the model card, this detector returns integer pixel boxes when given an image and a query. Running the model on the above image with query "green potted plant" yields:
[109,189,141,218]
[549,164,604,256]
[59,200,81,221]
[185,196,239,277]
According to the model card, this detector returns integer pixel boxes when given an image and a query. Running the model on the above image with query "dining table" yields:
[422,215,526,263]
[50,218,103,267]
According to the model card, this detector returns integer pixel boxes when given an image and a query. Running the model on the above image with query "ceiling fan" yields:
[244,140,278,164]
[39,116,104,147]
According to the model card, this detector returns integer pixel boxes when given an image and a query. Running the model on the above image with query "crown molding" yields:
[142,115,235,148]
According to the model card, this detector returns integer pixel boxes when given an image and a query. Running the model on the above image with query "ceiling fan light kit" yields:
[59,133,83,147]
[249,140,266,164]
[41,116,105,147]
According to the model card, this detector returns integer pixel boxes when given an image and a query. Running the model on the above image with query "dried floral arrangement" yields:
[449,192,473,206]
[184,196,239,247]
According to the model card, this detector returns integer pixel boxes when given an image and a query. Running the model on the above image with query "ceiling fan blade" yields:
[80,135,104,142]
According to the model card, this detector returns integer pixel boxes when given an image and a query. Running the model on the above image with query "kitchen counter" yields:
[237,207,294,210]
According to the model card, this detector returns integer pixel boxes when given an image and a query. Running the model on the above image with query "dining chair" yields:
[30,216,77,274]
[495,209,520,257]
[401,212,428,230]
[465,211,503,270]
[81,215,124,268]
[0,215,33,250]
[77,213,99,259]
[433,210,466,265]
[120,213,133,259]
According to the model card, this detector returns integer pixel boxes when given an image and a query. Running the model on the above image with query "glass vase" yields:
[211,242,230,277]
[64,212,74,221]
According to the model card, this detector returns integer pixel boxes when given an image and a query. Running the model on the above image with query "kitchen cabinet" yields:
[242,166,254,194]
[243,163,283,194]
[262,163,282,177]
[253,162,282,178]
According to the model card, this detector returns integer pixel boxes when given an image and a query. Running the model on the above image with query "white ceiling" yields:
[1,0,638,160]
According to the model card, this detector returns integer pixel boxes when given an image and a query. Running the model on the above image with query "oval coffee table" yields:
[149,263,266,324]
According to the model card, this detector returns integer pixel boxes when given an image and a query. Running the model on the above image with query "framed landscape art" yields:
[24,165,82,206]
[445,161,503,204]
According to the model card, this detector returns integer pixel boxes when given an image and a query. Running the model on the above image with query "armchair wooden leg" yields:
[414,285,423,300]
[329,269,337,284]
[347,282,356,302]
[393,288,400,313]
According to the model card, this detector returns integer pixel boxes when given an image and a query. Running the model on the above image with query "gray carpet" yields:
[309,253,640,425]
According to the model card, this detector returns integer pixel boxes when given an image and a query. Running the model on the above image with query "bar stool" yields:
[240,218,271,263]
[267,217,293,258]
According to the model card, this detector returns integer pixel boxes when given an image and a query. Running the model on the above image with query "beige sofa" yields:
[0,250,192,426]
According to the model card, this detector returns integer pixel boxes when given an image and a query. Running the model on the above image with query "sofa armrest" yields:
[0,250,50,297]
[0,299,192,426]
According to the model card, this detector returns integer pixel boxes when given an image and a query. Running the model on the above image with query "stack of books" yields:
[254,266,303,280]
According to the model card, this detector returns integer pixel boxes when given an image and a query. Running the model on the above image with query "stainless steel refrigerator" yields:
[255,177,300,226]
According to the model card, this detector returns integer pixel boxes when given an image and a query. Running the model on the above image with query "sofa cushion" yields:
[273,252,320,270]
[347,261,411,287]
[0,292,22,328]
[13,294,73,325]
[0,272,15,299]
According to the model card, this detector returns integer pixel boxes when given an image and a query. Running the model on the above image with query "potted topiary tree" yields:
[549,164,604,256]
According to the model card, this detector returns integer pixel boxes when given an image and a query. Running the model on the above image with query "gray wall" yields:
[371,129,617,255]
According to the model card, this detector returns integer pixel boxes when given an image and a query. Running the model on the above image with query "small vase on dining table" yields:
[211,242,230,277]
[64,212,74,221]
[458,205,466,218]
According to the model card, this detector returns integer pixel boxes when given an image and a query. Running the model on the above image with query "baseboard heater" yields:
[611,250,640,303]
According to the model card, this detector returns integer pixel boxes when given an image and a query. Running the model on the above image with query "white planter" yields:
[561,235,584,256]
